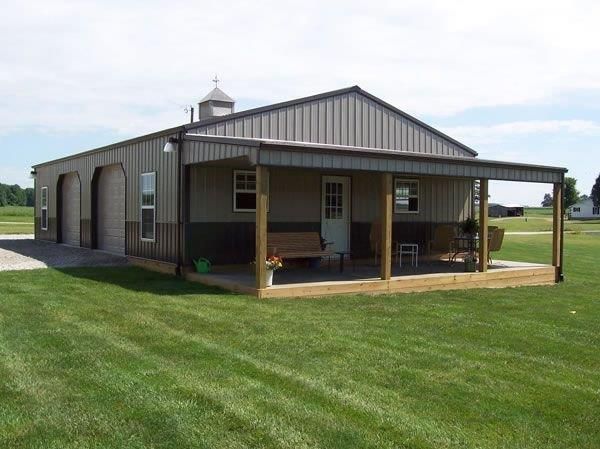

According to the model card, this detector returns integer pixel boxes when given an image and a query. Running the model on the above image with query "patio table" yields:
[335,251,353,273]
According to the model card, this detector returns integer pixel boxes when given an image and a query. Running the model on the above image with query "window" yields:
[572,207,580,212]
[233,170,269,212]
[324,181,344,219]
[394,179,419,213]
[593,207,599,215]
[41,186,48,230]
[140,172,156,241]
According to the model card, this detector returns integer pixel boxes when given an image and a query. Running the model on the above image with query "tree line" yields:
[0,182,35,207]
[541,173,600,208]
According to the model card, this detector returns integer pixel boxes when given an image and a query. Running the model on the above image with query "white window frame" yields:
[394,178,420,214]
[140,172,156,242]
[41,186,48,230]
[233,169,269,213]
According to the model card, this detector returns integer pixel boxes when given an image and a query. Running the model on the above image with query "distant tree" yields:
[564,177,579,209]
[0,182,32,207]
[591,173,600,207]
[24,188,34,207]
[541,193,553,207]
[578,194,589,202]
[0,185,7,207]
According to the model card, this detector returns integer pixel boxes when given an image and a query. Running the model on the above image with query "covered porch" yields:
[185,260,555,299]
[180,134,566,298]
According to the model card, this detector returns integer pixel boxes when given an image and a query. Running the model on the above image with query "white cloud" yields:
[2,0,600,135]
[0,165,33,188]
[442,120,600,145]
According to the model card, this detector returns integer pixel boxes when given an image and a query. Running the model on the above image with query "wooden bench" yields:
[267,232,333,260]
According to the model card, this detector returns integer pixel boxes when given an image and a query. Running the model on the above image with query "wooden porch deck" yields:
[185,260,557,299]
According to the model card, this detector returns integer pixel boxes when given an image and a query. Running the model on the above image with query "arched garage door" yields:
[60,172,80,246]
[96,164,125,255]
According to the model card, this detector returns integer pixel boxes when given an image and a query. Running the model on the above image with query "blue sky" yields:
[2,0,599,205]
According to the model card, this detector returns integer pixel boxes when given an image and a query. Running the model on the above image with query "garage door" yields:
[97,164,125,255]
[60,172,80,246]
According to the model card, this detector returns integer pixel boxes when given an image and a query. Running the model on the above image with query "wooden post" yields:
[255,166,269,289]
[380,173,393,280]
[552,182,562,280]
[478,178,489,272]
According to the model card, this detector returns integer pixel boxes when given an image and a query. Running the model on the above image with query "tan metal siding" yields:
[188,92,475,158]
[188,166,470,225]
[60,172,81,246]
[33,132,180,262]
[351,174,472,223]
[188,167,320,223]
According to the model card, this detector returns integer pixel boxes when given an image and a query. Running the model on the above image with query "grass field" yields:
[489,207,600,232]
[0,233,598,448]
[0,206,34,234]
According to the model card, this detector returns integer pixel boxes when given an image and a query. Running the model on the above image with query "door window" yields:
[325,182,344,219]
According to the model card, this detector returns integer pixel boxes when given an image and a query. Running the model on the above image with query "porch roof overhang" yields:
[183,134,567,184]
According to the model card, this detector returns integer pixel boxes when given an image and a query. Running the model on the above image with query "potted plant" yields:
[459,217,479,237]
[265,255,283,287]
[464,254,478,272]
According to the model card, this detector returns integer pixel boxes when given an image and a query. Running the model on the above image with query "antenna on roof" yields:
[184,104,195,123]
[212,74,220,88]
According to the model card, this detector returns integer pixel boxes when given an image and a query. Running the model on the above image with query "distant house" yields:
[569,198,600,219]
[489,203,524,218]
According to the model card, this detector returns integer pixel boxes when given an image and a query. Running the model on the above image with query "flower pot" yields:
[265,269,274,287]
[464,260,477,272]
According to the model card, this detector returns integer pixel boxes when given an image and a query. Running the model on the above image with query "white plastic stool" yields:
[398,243,418,267]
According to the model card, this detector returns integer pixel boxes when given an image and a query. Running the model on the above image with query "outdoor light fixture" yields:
[163,137,179,153]
[29,170,37,179]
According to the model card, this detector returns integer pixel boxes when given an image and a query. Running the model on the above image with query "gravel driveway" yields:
[0,235,127,271]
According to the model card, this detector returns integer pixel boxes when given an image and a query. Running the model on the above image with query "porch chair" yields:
[427,224,456,261]
[369,221,399,264]
[488,228,505,265]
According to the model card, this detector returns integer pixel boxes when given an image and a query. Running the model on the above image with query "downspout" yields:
[176,130,184,276]
[559,172,565,282]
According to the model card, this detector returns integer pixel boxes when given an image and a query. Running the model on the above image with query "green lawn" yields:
[490,207,600,232]
[524,207,553,216]
[0,206,34,234]
[0,234,599,448]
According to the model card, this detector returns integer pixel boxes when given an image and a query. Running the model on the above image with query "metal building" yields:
[32,85,567,297]
[489,203,525,218]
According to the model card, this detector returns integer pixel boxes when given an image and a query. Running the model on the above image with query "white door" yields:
[321,176,350,252]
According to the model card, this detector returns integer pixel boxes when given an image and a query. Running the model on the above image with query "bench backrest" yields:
[489,228,505,252]
[268,232,323,254]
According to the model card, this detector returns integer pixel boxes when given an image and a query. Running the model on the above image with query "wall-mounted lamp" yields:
[29,170,37,180]
[163,137,180,153]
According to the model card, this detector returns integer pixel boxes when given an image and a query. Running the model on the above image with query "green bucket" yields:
[193,258,212,274]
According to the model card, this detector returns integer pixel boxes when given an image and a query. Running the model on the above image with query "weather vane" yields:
[212,74,220,88]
